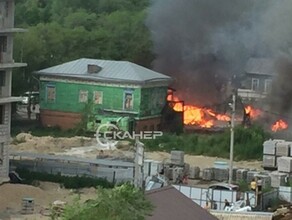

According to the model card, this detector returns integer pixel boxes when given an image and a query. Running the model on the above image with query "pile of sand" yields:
[10,133,94,153]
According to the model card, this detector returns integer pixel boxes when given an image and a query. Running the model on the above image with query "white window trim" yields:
[251,78,259,91]
[264,79,272,93]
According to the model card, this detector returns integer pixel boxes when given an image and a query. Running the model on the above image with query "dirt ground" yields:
[0,182,96,220]
[10,133,262,170]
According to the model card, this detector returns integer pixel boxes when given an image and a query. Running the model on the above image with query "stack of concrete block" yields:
[202,168,214,181]
[262,139,284,169]
[170,151,184,166]
[278,157,292,173]
[269,171,287,188]
[189,166,200,179]
[213,168,229,182]
[247,171,259,183]
[232,168,238,181]
[255,174,272,189]
[236,169,249,182]
[184,163,190,175]
[165,167,174,180]
[172,167,184,182]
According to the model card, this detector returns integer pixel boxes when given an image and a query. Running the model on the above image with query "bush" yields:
[15,168,114,189]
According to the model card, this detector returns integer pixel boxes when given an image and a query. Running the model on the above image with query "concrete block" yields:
[255,174,271,189]
[269,171,287,188]
[276,142,291,157]
[173,167,184,182]
[202,168,214,181]
[189,166,200,179]
[278,157,292,173]
[263,155,277,168]
[263,139,284,155]
[213,168,229,182]
[170,151,184,166]
[236,169,249,182]
[184,163,190,175]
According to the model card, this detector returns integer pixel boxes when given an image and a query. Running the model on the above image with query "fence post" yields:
[112,171,116,184]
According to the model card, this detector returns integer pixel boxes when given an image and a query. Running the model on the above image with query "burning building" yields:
[146,0,292,134]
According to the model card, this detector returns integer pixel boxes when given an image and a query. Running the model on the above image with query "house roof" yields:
[245,58,277,76]
[145,186,218,220]
[36,58,171,84]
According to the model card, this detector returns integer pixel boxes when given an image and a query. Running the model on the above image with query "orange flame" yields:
[244,106,261,119]
[271,119,288,132]
[169,96,230,127]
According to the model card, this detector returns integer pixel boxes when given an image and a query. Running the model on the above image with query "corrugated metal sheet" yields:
[211,211,273,220]
[245,58,277,76]
[36,58,171,84]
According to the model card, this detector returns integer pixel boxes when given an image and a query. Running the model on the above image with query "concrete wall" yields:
[0,0,15,182]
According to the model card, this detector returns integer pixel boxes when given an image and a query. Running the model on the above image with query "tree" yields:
[61,183,153,220]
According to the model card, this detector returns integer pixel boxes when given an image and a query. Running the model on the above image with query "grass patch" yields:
[143,125,271,161]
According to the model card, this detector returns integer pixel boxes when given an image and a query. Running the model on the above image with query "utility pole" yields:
[228,94,236,184]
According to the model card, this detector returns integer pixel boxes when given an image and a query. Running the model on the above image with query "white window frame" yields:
[93,91,103,104]
[79,90,88,103]
[251,78,259,91]
[264,79,272,93]
[46,84,56,103]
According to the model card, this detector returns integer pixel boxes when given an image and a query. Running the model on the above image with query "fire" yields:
[168,95,230,127]
[271,119,288,132]
[244,106,261,119]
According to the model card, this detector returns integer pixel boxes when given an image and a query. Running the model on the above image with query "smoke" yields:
[146,0,292,110]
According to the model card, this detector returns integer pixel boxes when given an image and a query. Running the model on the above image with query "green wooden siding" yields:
[140,87,168,117]
[40,81,142,113]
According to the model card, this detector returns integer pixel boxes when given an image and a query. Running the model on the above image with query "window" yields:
[0,105,5,124]
[264,79,272,93]
[123,90,134,110]
[0,71,5,86]
[0,143,3,165]
[93,91,103,104]
[251,78,259,91]
[79,90,88,103]
[0,36,7,52]
[46,85,56,103]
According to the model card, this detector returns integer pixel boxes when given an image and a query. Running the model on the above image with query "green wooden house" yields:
[36,58,171,132]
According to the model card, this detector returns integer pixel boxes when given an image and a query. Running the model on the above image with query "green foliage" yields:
[16,168,114,189]
[143,125,271,160]
[237,180,249,192]
[13,0,153,95]
[62,183,153,220]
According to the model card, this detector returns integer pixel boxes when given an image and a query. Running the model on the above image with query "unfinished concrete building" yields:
[0,0,26,182]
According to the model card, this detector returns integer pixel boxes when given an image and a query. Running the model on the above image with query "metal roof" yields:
[245,58,277,76]
[36,58,171,84]
[146,186,218,220]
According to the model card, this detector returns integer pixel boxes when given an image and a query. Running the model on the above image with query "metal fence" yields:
[10,152,134,183]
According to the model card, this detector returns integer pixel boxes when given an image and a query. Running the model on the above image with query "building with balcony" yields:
[0,0,26,183]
